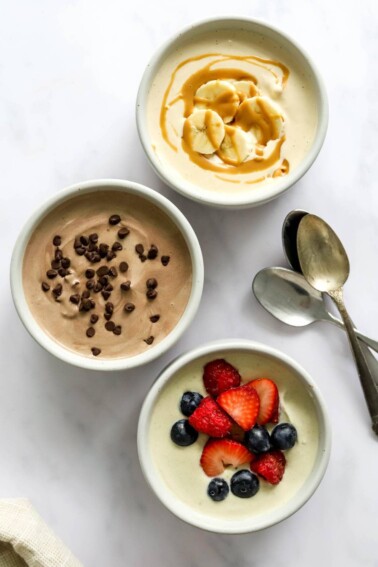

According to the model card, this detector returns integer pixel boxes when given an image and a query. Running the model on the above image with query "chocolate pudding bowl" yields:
[11,180,204,371]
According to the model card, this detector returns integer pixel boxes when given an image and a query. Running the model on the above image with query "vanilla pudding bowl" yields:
[137,18,328,208]
[138,340,331,533]
[10,180,204,371]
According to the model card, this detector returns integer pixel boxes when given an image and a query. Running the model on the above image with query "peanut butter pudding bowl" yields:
[11,180,204,371]
[137,18,328,207]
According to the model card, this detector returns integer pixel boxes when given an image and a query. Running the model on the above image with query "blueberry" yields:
[230,470,259,498]
[170,419,198,446]
[271,423,297,450]
[207,478,229,502]
[180,391,203,417]
[245,424,271,454]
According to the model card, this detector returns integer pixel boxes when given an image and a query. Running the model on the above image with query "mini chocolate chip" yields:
[85,251,92,261]
[76,247,86,256]
[86,269,95,279]
[62,258,71,269]
[146,289,158,300]
[89,233,98,243]
[53,235,62,246]
[90,314,99,324]
[82,290,90,299]
[74,237,82,249]
[161,255,170,266]
[107,251,117,261]
[51,259,61,270]
[112,241,122,251]
[144,336,154,345]
[109,267,118,277]
[118,227,130,239]
[135,243,144,255]
[109,214,121,225]
[105,283,113,292]
[91,347,101,356]
[46,269,58,279]
[80,235,89,246]
[52,284,63,296]
[124,302,135,313]
[89,299,95,309]
[86,280,94,290]
[99,243,109,257]
[69,294,80,304]
[99,276,108,286]
[140,255,147,263]
[58,268,68,277]
[55,248,63,260]
[113,325,122,336]
[88,242,98,252]
[105,302,114,314]
[104,312,112,321]
[82,299,92,311]
[147,245,158,260]
[91,253,101,263]
[119,261,128,273]
[120,280,131,291]
[146,278,158,289]
[97,266,109,277]
[94,282,103,293]
[86,327,95,338]
[101,290,111,300]
[105,321,116,331]
[150,315,160,323]
[41,282,50,292]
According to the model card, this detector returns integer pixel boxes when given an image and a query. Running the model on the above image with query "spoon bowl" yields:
[282,209,308,272]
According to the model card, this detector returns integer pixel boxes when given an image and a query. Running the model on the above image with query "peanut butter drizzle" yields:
[159,52,290,176]
[272,158,290,177]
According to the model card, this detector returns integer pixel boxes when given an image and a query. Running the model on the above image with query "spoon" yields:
[252,267,378,352]
[297,214,378,434]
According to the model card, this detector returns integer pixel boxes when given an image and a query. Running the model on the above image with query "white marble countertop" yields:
[1,1,378,565]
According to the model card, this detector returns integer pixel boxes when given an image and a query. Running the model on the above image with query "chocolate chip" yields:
[146,278,158,289]
[88,242,98,252]
[109,214,121,225]
[104,312,112,321]
[55,248,63,260]
[89,299,95,309]
[80,235,89,246]
[112,241,122,252]
[74,237,82,249]
[53,235,62,246]
[90,314,99,324]
[86,327,95,338]
[85,251,92,261]
[89,233,98,243]
[46,269,58,279]
[41,282,50,292]
[150,315,160,323]
[101,290,111,300]
[76,247,86,256]
[109,267,118,278]
[91,347,101,356]
[69,294,80,304]
[86,280,94,290]
[147,245,158,260]
[58,268,68,277]
[97,266,109,277]
[99,243,109,257]
[119,261,128,273]
[124,302,135,313]
[85,269,95,279]
[105,302,114,314]
[161,255,170,266]
[135,244,144,255]
[113,325,122,336]
[91,253,101,263]
[144,336,154,345]
[105,321,116,331]
[118,227,130,239]
[146,289,158,300]
[105,283,113,292]
[94,282,103,293]
[82,290,90,299]
[140,255,147,263]
[61,258,71,269]
[51,259,61,270]
[81,299,92,311]
[99,276,108,286]
[107,251,117,261]
[120,280,131,291]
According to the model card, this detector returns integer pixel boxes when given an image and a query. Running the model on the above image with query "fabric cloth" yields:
[0,500,83,567]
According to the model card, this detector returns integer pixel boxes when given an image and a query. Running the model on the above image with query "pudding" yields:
[22,190,193,359]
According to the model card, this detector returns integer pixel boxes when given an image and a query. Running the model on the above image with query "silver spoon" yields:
[297,214,378,434]
[253,267,378,352]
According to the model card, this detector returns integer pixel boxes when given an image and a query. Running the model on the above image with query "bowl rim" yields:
[136,16,329,209]
[137,338,332,533]
[10,178,204,371]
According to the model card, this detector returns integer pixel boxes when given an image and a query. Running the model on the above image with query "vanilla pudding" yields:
[146,26,319,197]
[143,345,324,530]
[22,190,193,359]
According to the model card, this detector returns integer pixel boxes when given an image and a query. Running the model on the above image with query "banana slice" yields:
[183,109,225,154]
[230,80,259,101]
[194,80,239,123]
[235,96,284,143]
[217,126,254,165]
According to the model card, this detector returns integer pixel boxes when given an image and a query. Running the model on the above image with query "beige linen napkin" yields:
[0,499,83,567]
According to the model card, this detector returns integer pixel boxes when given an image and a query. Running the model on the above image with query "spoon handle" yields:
[326,312,378,353]
[329,289,378,435]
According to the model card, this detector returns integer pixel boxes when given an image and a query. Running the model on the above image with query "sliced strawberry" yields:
[200,438,254,477]
[251,450,286,484]
[246,378,279,424]
[217,385,260,431]
[203,359,241,397]
[189,397,232,438]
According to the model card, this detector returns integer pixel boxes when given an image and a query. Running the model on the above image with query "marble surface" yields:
[1,1,378,565]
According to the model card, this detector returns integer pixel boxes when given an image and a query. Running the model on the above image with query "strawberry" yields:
[251,450,286,484]
[189,397,232,438]
[217,385,260,431]
[203,359,241,397]
[246,378,279,425]
[200,438,254,477]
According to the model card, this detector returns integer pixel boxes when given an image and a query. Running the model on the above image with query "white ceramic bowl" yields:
[10,179,204,371]
[136,17,328,209]
[138,339,331,533]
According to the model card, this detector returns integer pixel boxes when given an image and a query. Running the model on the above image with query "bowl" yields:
[137,339,331,533]
[10,179,204,371]
[136,17,328,209]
